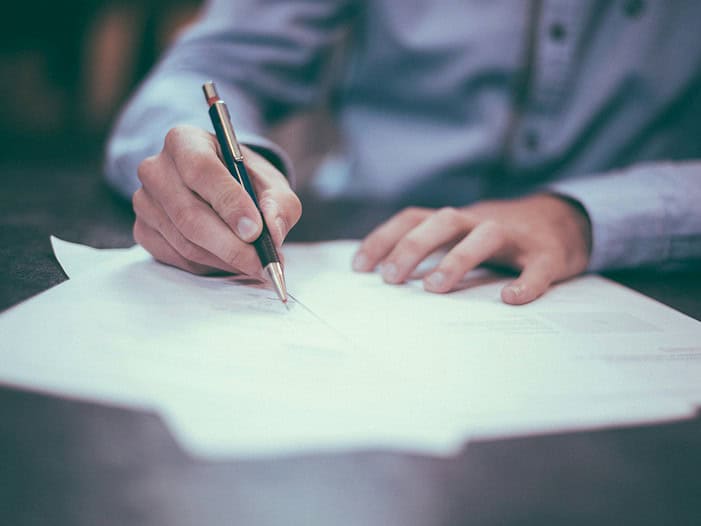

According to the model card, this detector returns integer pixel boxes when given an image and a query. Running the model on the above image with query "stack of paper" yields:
[0,237,699,458]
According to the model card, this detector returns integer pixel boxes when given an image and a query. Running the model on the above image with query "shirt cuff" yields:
[547,170,670,272]
[237,132,297,190]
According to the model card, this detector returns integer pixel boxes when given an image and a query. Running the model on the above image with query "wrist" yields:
[537,192,593,267]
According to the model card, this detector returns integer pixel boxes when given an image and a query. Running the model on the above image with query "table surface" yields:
[1,160,701,525]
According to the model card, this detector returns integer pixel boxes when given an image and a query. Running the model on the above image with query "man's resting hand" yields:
[353,194,592,305]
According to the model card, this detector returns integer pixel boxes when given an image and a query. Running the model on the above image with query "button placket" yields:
[511,0,586,166]
[533,0,582,111]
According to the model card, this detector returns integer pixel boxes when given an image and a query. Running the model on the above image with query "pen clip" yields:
[202,82,244,162]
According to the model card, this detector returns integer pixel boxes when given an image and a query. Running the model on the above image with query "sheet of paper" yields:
[50,236,136,277]
[1,238,700,459]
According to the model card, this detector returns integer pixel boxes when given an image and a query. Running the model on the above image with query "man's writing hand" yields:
[353,194,592,305]
[132,125,301,275]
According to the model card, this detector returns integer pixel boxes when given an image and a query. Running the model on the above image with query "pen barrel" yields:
[209,105,281,267]
[253,225,280,265]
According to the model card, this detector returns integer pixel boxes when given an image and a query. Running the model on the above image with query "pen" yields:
[202,81,288,304]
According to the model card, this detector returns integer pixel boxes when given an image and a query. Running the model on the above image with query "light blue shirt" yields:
[106,0,701,272]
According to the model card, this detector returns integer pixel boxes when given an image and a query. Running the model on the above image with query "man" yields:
[105,0,701,305]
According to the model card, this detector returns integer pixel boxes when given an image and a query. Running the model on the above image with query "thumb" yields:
[501,257,556,305]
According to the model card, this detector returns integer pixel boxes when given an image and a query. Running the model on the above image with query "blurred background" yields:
[1,0,203,164]
[0,1,335,181]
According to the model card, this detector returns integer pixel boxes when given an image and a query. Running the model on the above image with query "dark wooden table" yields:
[2,159,701,525]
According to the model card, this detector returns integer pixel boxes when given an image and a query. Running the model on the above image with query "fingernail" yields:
[381,262,399,282]
[352,252,368,271]
[506,284,524,299]
[236,217,258,241]
[425,272,445,290]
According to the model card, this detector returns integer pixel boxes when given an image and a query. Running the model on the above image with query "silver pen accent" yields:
[203,81,288,305]
[265,262,288,304]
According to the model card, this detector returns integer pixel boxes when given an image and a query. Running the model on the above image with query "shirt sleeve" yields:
[104,0,355,199]
[547,161,701,272]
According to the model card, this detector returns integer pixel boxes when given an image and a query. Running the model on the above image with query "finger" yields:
[244,147,303,248]
[133,219,218,275]
[352,207,430,272]
[424,220,506,293]
[138,152,262,276]
[379,207,475,284]
[501,257,556,305]
[133,188,239,273]
[162,125,263,242]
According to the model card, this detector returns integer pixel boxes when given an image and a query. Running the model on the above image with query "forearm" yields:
[105,0,354,198]
[104,69,291,199]
[548,160,701,271]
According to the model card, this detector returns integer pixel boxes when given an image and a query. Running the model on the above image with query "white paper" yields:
[50,236,137,278]
[1,238,700,459]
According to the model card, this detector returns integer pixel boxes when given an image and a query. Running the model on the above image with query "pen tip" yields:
[264,263,288,305]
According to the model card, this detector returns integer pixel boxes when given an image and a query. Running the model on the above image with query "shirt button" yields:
[623,0,645,18]
[548,22,567,42]
[523,130,540,152]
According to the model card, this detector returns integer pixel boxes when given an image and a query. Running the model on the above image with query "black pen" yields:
[202,81,288,304]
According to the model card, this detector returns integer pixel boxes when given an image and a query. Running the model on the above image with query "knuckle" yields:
[275,214,290,239]
[459,209,479,225]
[481,219,506,242]
[449,250,475,270]
[284,192,303,223]
[445,241,479,270]
[436,206,459,222]
[400,206,424,221]
[480,218,500,233]
[362,231,391,257]
[137,156,160,187]
[257,195,279,225]
[171,204,201,234]
[435,207,465,229]
[395,235,424,256]
[179,154,212,189]
[132,189,145,216]
[164,125,191,152]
